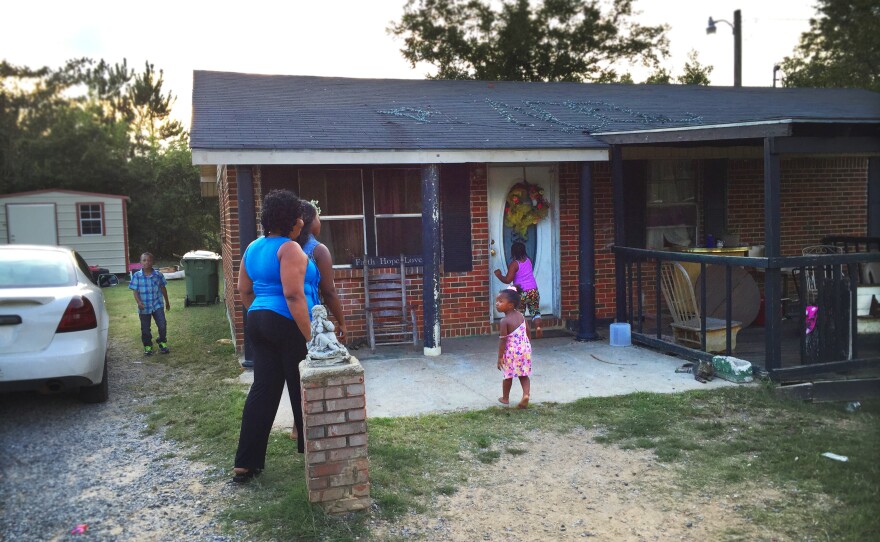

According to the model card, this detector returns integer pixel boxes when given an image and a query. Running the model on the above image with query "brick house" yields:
[190,71,880,373]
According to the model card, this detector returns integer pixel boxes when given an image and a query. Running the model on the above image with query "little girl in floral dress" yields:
[495,287,532,409]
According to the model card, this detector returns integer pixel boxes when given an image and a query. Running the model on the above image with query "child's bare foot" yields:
[289,431,297,441]
[517,395,530,409]
[498,397,510,405]
[535,327,543,339]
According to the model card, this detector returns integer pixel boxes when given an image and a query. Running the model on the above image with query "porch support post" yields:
[763,140,782,371]
[611,146,627,322]
[577,162,599,341]
[236,166,258,365]
[868,158,880,237]
[421,164,442,356]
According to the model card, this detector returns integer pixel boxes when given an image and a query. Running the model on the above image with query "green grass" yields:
[103,279,880,541]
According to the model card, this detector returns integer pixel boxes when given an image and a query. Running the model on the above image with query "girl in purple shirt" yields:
[494,241,543,339]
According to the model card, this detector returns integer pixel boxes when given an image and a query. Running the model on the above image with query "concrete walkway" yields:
[238,331,744,430]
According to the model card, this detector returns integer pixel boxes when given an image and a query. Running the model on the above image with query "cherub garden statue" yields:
[306,305,350,366]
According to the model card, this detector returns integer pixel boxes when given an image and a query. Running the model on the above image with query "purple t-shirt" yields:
[513,258,538,291]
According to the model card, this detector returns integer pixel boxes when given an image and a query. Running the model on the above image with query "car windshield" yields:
[0,249,75,288]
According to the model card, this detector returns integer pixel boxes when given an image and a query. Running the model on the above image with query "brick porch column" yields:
[299,357,370,514]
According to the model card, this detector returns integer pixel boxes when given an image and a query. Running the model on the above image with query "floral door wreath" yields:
[503,181,550,238]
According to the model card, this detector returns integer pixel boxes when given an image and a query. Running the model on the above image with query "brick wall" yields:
[728,157,868,255]
[219,157,868,350]
[218,166,262,355]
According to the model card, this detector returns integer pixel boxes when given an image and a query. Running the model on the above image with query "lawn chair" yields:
[363,255,418,352]
[660,261,741,353]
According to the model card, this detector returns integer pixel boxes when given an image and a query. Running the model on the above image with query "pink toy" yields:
[805,305,818,334]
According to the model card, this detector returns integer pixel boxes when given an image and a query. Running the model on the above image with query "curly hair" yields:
[497,288,520,309]
[511,241,527,261]
[296,201,318,246]
[260,189,304,236]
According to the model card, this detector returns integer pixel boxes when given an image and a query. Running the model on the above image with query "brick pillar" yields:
[299,357,370,514]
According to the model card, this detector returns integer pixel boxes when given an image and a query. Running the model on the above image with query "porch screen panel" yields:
[646,160,697,249]
[298,169,366,264]
[703,159,728,243]
[373,168,422,257]
[440,164,473,272]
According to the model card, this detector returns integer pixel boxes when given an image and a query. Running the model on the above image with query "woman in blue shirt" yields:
[233,189,311,483]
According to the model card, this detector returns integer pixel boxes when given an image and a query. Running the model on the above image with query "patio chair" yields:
[363,255,418,352]
[660,262,741,353]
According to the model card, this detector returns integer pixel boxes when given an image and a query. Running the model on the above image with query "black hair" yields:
[140,252,154,259]
[511,241,527,261]
[296,201,318,246]
[498,288,520,308]
[260,189,304,236]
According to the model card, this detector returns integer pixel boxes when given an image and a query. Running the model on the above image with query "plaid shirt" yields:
[129,270,167,314]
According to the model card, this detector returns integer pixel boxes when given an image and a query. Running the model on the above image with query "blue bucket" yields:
[609,322,632,347]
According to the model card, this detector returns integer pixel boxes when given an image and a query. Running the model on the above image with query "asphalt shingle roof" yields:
[190,70,880,151]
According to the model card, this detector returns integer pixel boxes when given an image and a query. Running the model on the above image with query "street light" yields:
[706,9,742,87]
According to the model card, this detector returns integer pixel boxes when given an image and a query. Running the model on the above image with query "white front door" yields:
[7,204,57,245]
[487,165,559,319]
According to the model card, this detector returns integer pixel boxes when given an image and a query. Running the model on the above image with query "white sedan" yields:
[0,245,110,403]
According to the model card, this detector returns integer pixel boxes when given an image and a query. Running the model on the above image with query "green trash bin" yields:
[181,250,221,306]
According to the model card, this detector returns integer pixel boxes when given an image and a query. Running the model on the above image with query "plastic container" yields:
[711,356,753,383]
[181,250,221,306]
[609,322,632,347]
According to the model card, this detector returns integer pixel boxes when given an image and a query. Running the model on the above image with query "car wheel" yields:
[79,354,109,404]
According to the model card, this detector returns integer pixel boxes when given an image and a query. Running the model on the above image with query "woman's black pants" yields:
[235,309,306,470]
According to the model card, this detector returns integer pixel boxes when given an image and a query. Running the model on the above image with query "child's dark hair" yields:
[296,201,318,246]
[260,189,304,236]
[511,242,527,261]
[498,288,520,309]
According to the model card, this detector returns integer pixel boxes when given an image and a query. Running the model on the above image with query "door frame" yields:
[486,163,561,322]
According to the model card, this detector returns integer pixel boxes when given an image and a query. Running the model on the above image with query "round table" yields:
[694,265,761,328]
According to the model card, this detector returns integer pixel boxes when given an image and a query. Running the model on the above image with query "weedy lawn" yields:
[103,279,880,542]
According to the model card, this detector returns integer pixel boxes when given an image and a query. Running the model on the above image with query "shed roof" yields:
[190,70,880,163]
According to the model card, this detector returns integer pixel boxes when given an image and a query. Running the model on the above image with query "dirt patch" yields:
[371,427,776,541]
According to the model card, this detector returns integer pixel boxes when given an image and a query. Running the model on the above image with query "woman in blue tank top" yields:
[232,190,311,484]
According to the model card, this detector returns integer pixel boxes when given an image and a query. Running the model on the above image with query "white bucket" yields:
[609,322,632,347]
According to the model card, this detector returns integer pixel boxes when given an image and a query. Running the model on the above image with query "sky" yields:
[2,1,817,130]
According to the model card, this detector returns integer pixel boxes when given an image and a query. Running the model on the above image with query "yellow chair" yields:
[660,262,741,353]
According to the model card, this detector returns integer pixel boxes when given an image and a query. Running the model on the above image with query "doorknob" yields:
[490,249,496,256]
[490,239,496,256]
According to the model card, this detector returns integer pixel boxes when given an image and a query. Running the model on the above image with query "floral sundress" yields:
[501,321,532,378]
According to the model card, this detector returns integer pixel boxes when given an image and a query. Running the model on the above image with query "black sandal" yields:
[232,468,262,484]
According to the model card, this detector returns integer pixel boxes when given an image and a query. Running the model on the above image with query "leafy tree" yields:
[781,0,880,92]
[389,0,669,82]
[0,58,218,259]
[126,142,219,258]
[643,67,672,85]
[676,50,712,85]
[642,51,712,85]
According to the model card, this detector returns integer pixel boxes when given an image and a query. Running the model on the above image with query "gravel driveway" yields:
[0,340,240,542]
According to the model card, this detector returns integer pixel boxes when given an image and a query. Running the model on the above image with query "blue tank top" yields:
[244,236,293,318]
[302,235,321,318]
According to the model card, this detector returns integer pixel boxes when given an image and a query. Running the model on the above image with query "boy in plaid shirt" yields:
[129,252,172,355]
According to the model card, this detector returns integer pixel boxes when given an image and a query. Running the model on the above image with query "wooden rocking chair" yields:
[660,262,742,353]
[364,255,418,352]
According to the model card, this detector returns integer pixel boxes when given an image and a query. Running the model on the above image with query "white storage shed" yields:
[0,189,131,273]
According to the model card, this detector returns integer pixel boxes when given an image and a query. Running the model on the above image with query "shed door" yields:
[7,204,57,245]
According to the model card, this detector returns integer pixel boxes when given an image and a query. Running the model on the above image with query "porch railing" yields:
[612,246,880,379]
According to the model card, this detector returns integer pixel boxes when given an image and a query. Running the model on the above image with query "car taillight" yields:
[56,296,98,332]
